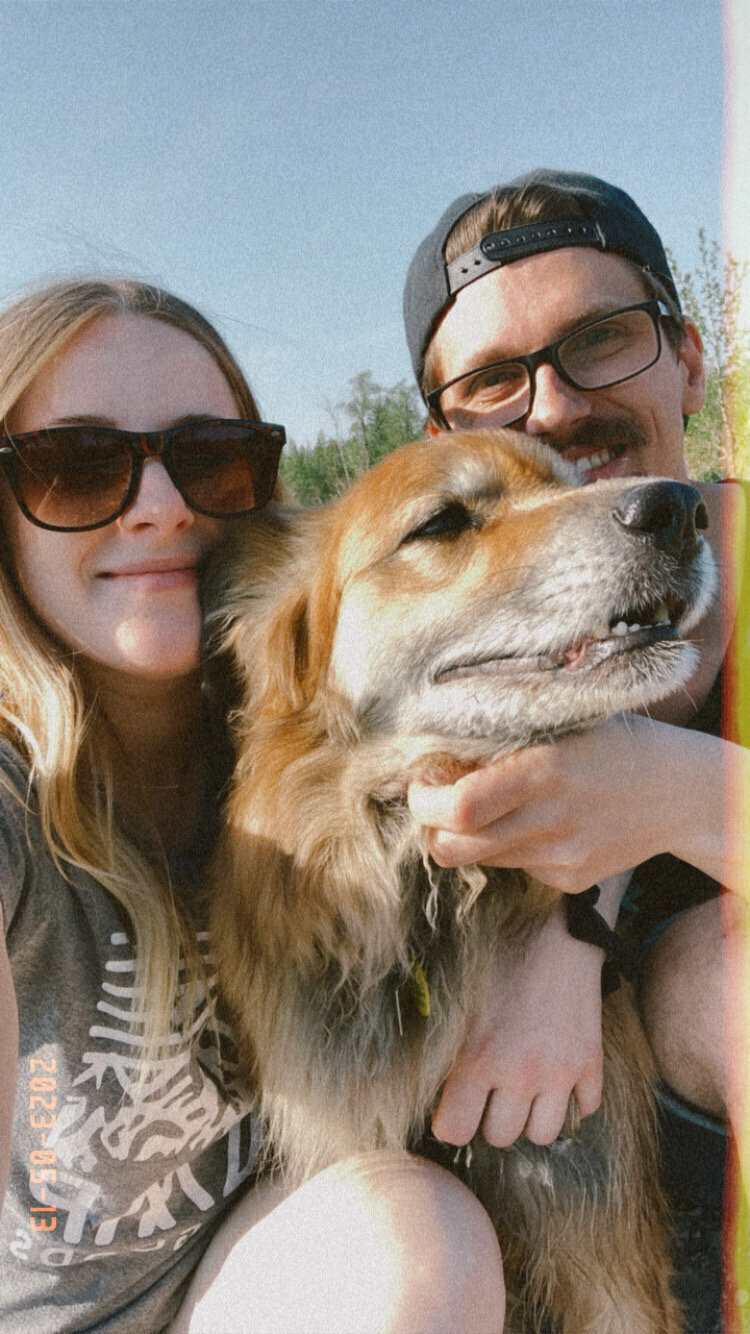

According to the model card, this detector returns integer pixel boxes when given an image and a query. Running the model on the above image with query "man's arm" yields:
[410,712,735,1146]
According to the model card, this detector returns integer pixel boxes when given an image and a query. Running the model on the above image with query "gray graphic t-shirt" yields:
[0,748,261,1332]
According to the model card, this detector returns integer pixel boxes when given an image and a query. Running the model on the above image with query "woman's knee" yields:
[172,1150,505,1334]
[330,1151,506,1332]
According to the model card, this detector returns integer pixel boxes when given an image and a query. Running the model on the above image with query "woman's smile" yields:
[97,553,201,591]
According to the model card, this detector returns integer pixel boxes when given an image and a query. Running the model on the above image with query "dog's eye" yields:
[403,502,476,543]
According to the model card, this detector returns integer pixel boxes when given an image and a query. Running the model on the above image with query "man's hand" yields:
[408,713,722,891]
[410,710,733,1149]
[432,903,605,1147]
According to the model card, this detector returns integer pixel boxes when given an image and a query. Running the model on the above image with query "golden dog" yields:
[207,430,715,1334]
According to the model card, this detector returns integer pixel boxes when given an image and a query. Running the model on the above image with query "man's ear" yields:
[425,416,441,437]
[679,318,706,417]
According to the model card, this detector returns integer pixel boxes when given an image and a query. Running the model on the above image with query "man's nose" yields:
[521,362,593,437]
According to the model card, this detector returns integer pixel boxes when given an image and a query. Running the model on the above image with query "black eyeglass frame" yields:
[0,418,287,532]
[425,299,672,431]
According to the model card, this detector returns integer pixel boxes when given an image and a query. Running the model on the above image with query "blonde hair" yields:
[422,182,686,407]
[0,277,260,1065]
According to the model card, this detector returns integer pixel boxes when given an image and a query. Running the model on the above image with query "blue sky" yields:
[0,0,723,445]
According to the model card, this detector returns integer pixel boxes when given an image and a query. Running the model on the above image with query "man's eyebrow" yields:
[458,300,633,375]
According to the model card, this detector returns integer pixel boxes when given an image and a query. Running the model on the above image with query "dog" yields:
[206,430,715,1333]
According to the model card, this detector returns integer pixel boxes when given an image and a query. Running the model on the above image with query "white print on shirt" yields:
[22,932,260,1258]
[9,1220,204,1265]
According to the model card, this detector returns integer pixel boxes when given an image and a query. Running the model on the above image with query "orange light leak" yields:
[723,2,750,1325]
[723,486,750,1333]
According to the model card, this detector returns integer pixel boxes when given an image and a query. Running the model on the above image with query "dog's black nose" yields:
[612,481,708,558]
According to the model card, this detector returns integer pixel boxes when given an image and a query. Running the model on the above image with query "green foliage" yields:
[731,360,750,478]
[279,433,350,506]
[668,230,748,479]
[279,373,424,505]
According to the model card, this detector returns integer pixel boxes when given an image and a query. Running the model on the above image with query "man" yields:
[402,169,745,1328]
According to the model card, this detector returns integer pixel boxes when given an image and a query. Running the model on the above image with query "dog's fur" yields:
[207,430,716,1333]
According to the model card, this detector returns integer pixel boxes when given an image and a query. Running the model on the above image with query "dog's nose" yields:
[612,481,708,558]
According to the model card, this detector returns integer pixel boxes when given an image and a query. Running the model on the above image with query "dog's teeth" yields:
[611,621,628,636]
[591,621,609,640]
[655,601,670,624]
[627,623,641,633]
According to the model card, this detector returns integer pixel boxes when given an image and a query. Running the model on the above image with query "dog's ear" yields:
[256,538,345,714]
[206,507,339,717]
[253,578,314,713]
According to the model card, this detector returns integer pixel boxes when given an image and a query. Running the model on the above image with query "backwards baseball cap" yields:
[403,168,680,383]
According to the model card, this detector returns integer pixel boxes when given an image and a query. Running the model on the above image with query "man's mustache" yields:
[542,417,647,455]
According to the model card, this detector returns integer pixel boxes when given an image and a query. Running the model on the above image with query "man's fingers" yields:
[431,1071,490,1146]
[428,826,518,868]
[480,1090,536,1149]
[519,1089,575,1146]
[435,1072,602,1152]
[426,826,564,874]
[433,1059,603,1150]
[408,755,530,833]
[406,781,459,828]
[572,1063,604,1120]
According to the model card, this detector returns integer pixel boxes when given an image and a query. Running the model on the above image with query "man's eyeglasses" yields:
[0,418,286,532]
[426,300,672,430]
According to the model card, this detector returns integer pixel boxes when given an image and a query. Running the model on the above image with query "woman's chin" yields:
[106,619,202,680]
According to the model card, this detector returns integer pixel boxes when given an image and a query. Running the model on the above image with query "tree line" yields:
[279,372,424,505]
[279,233,746,505]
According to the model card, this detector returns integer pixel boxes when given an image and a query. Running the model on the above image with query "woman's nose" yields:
[118,458,194,531]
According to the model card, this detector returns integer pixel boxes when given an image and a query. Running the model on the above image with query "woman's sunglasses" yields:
[0,418,286,532]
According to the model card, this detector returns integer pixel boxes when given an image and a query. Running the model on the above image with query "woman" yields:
[0,278,503,1333]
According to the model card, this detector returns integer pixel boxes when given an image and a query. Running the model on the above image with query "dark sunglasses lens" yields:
[13,431,132,530]
[169,423,282,516]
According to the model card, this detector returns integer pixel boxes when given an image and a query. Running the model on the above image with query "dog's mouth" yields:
[435,594,688,681]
